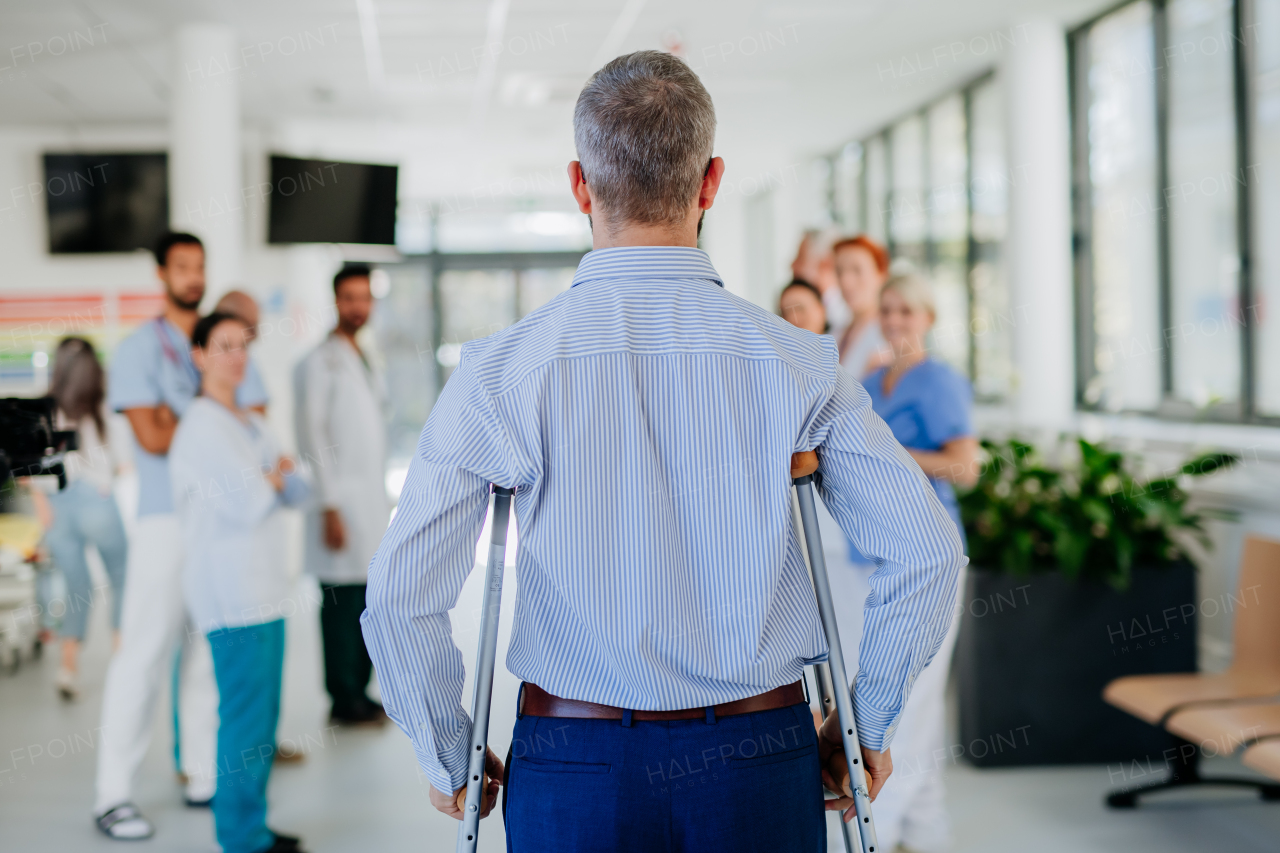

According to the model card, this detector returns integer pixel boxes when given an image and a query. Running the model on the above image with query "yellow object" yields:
[0,513,43,561]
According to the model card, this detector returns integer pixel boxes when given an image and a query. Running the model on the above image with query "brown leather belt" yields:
[520,681,806,722]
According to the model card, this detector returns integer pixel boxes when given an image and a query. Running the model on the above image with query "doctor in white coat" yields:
[294,264,390,726]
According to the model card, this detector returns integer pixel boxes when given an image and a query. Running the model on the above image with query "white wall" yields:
[0,126,165,296]
[0,124,337,448]
[700,189,746,300]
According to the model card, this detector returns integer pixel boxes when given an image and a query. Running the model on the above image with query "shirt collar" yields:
[571,246,724,289]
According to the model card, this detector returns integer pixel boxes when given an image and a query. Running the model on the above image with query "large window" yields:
[827,73,1012,400]
[969,81,1013,398]
[1073,1,1163,412]
[1072,0,1279,421]
[1256,0,1280,415]
[373,251,581,462]
[375,199,588,460]
[863,135,890,245]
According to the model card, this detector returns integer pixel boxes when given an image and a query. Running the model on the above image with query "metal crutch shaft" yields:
[793,493,857,853]
[808,664,858,853]
[791,453,879,853]
[457,485,515,853]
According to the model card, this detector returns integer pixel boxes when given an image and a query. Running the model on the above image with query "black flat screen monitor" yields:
[43,153,169,254]
[267,156,397,245]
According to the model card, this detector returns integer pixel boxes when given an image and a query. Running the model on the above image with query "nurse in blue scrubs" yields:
[862,272,977,543]
[828,271,975,853]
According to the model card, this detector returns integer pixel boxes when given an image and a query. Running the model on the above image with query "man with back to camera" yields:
[361,51,965,850]
[294,264,390,727]
[93,232,271,840]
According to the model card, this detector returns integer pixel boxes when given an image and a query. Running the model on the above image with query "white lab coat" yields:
[170,398,311,633]
[294,332,390,584]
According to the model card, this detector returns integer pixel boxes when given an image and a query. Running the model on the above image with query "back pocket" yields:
[729,744,815,769]
[517,757,611,774]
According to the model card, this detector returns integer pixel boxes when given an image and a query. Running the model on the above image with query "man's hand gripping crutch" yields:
[791,451,888,853]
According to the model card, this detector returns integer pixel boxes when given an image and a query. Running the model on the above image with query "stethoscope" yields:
[153,316,201,388]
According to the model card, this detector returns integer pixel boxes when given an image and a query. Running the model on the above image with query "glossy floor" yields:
[2,566,1279,853]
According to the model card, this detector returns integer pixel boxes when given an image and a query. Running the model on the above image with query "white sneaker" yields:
[95,803,154,839]
[55,667,77,702]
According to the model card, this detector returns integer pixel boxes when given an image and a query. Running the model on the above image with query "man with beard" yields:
[93,232,270,840]
[295,265,390,727]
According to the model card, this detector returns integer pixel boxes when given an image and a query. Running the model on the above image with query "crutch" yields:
[803,662,858,853]
[457,485,515,853]
[791,451,879,853]
[790,490,858,853]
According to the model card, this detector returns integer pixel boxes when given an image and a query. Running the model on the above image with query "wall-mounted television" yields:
[267,156,397,245]
[43,153,169,254]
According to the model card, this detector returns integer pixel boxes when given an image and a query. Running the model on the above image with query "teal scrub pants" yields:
[208,619,285,853]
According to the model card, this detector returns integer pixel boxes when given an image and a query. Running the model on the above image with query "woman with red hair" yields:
[832,235,891,378]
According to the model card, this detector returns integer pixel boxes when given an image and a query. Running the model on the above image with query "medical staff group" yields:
[31,50,973,853]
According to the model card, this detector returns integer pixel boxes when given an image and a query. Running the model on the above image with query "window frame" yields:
[823,69,1005,401]
[1069,0,1268,423]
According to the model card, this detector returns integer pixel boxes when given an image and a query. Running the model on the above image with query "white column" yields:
[170,23,242,297]
[1003,18,1075,427]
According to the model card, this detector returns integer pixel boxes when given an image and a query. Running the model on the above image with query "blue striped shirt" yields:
[361,246,965,793]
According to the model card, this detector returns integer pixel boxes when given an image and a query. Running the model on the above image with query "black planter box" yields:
[956,563,1197,767]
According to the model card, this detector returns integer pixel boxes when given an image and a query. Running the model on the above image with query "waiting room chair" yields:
[1244,740,1280,781]
[1166,701,1280,755]
[1102,535,1280,807]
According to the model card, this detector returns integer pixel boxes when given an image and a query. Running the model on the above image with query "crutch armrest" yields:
[791,451,818,481]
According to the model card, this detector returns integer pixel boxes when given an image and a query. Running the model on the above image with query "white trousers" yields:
[94,514,219,813]
[815,507,964,853]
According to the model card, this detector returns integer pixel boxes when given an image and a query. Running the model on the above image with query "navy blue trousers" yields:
[503,701,824,852]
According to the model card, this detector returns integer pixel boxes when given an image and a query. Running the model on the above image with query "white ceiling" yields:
[0,0,1113,198]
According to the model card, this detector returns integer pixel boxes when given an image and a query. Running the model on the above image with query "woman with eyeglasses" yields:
[169,312,310,853]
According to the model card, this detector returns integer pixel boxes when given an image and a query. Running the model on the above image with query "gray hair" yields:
[573,51,716,226]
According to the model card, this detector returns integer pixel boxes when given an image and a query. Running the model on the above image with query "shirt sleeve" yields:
[236,356,271,409]
[279,469,311,508]
[107,331,161,412]
[360,351,535,793]
[259,415,312,509]
[805,368,966,751]
[918,366,973,449]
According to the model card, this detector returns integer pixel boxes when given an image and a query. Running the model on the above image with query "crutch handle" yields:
[790,450,818,480]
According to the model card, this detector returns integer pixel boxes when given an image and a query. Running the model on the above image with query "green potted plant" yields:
[953,437,1236,766]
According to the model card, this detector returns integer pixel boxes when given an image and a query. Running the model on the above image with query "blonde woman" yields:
[864,272,977,523]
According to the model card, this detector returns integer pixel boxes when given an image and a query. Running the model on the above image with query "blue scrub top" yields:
[860,357,972,551]
[108,316,270,518]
